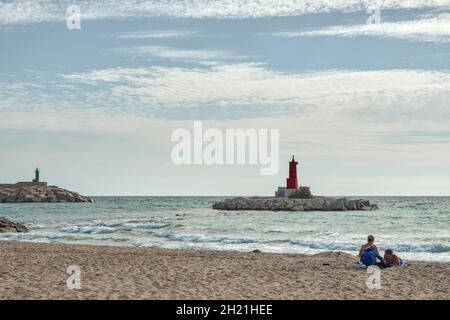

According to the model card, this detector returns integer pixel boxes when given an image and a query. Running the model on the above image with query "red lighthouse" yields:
[286,155,298,189]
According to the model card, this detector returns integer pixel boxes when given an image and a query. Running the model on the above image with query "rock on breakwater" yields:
[212,197,378,212]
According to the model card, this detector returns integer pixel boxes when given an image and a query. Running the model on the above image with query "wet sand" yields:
[0,241,448,300]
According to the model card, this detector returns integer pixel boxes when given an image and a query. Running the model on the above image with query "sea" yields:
[1,196,449,262]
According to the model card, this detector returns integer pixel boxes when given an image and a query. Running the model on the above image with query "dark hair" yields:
[367,235,375,242]
[385,249,393,255]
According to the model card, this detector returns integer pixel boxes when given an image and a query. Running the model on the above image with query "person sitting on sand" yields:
[360,247,384,267]
[383,249,403,267]
[359,235,379,258]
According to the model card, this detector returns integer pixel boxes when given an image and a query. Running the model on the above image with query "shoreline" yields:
[0,240,448,300]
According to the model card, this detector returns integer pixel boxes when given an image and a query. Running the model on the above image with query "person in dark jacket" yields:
[360,247,384,267]
[359,235,379,258]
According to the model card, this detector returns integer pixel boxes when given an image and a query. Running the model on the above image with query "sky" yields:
[1,0,450,196]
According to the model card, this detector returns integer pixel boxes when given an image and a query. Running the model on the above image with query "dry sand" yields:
[0,241,448,300]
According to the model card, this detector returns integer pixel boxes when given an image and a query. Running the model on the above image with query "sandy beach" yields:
[0,240,448,300]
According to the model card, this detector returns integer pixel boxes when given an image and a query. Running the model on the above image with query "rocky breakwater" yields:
[0,184,92,203]
[212,197,378,212]
[0,217,29,232]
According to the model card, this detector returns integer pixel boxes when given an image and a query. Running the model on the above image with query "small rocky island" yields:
[0,168,92,203]
[213,197,378,212]
[213,156,378,212]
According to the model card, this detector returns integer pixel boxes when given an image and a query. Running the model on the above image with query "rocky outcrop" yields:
[0,217,29,233]
[212,197,378,212]
[0,185,92,203]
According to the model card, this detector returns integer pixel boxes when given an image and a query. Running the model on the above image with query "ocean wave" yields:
[152,231,450,253]
[288,240,450,253]
[0,231,112,242]
[11,222,450,254]
[156,231,262,244]
[288,240,358,251]
[59,221,170,235]
[393,243,450,253]
[105,222,170,230]
[59,225,117,234]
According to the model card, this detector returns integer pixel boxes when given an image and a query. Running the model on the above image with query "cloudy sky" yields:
[1,0,450,196]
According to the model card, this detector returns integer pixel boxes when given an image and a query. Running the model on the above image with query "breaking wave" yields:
[153,231,450,253]
[105,222,170,230]
[155,231,263,244]
[59,221,170,234]
[60,225,116,234]
[288,239,450,253]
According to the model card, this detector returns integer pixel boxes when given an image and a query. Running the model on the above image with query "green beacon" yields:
[34,168,40,183]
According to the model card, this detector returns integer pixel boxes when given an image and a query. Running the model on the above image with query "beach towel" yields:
[353,260,408,269]
[396,257,408,267]
[352,261,367,270]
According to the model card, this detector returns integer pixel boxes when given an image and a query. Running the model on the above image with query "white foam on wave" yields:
[131,238,450,262]
[106,222,170,230]
[151,230,450,254]
[59,221,171,235]
[60,225,117,234]
[7,223,449,256]
[288,239,450,253]
[156,231,264,244]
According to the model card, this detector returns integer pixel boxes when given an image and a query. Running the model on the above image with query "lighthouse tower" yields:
[286,155,298,189]
[33,168,40,183]
[275,155,312,198]
[274,155,300,198]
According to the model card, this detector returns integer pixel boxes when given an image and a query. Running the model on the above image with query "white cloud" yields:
[272,12,450,42]
[1,0,448,25]
[4,65,449,125]
[116,30,199,39]
[109,45,237,63]
[61,65,450,117]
